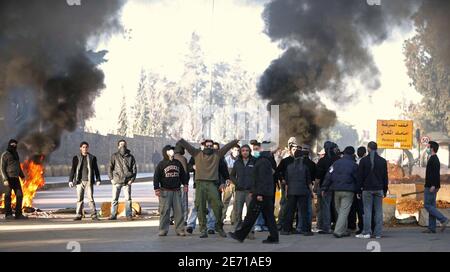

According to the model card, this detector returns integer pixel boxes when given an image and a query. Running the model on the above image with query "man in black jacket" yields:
[356,141,388,239]
[348,146,366,234]
[281,149,313,236]
[228,142,279,244]
[230,144,256,231]
[322,146,358,238]
[1,139,27,220]
[154,145,188,236]
[423,141,448,233]
[108,139,137,220]
[68,141,101,221]
[296,146,316,233]
[275,143,298,230]
[316,141,340,234]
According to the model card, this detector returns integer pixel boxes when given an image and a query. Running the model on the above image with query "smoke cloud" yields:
[259,0,420,145]
[0,0,125,157]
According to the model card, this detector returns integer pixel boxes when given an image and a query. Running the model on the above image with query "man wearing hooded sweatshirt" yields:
[1,139,27,220]
[108,139,137,220]
[356,141,388,239]
[174,142,190,224]
[322,146,358,238]
[316,141,340,234]
[281,149,313,236]
[68,141,102,221]
[154,145,188,236]
[178,138,239,238]
[228,141,279,244]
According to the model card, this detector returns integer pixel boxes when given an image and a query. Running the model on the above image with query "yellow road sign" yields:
[376,120,413,149]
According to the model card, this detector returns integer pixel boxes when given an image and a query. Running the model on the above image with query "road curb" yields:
[40,176,154,191]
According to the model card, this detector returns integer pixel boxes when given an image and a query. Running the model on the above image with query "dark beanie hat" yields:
[343,146,355,155]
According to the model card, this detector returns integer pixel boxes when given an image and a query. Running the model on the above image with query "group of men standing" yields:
[1,136,448,243]
[68,139,137,221]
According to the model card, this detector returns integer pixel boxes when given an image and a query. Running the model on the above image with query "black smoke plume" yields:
[0,0,125,158]
[259,0,420,146]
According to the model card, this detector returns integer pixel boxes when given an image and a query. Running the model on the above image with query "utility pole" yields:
[207,0,215,139]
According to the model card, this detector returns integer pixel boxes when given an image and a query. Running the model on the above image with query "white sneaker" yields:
[355,234,371,239]
[375,236,382,239]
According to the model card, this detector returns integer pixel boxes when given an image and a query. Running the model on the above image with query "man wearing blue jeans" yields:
[108,140,137,220]
[186,204,216,233]
[356,141,388,239]
[423,141,449,233]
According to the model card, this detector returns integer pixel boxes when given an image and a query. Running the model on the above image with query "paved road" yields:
[32,181,170,211]
[0,218,448,252]
[1,179,449,252]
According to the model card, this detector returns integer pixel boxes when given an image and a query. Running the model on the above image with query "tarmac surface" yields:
[1,179,449,252]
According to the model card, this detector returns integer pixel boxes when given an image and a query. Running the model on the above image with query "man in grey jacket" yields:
[68,141,102,221]
[108,139,137,220]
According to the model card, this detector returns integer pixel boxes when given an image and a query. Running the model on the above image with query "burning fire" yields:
[1,157,45,210]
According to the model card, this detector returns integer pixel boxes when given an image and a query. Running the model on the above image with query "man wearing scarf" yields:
[1,139,27,219]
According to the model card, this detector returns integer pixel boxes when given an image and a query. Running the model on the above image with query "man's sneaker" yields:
[158,231,167,236]
[262,226,269,231]
[5,215,15,220]
[422,229,436,234]
[280,231,290,235]
[108,216,117,220]
[217,229,227,238]
[355,233,371,239]
[199,231,208,238]
[207,229,215,235]
[303,232,314,236]
[318,230,331,234]
[15,214,28,220]
[186,227,193,234]
[262,239,279,244]
[73,216,82,221]
[292,230,303,235]
[254,225,263,232]
[177,231,186,237]
[228,232,244,243]
[440,219,449,232]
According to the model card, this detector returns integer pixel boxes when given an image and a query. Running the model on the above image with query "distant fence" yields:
[44,131,191,177]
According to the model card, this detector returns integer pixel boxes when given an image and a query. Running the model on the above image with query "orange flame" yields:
[1,157,45,209]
